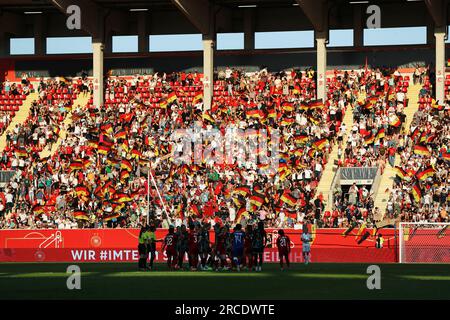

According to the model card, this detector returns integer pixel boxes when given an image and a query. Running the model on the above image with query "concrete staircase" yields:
[39,93,91,158]
[0,90,39,152]
[372,83,422,221]
[316,98,358,212]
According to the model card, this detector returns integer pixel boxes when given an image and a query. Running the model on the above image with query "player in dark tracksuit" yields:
[198,224,211,271]
[176,225,189,270]
[231,224,245,272]
[252,221,268,272]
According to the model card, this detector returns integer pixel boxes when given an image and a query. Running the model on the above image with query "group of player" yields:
[137,221,312,272]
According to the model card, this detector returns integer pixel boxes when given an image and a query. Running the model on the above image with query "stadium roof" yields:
[0,0,448,39]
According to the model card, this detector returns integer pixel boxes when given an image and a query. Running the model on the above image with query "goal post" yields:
[399,222,450,263]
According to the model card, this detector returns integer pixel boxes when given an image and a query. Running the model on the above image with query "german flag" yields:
[69,161,83,171]
[309,99,324,108]
[115,193,133,203]
[114,130,127,140]
[167,92,177,103]
[121,159,133,172]
[267,108,277,119]
[280,191,297,207]
[432,103,444,111]
[389,114,401,127]
[159,100,168,109]
[234,186,250,197]
[282,103,294,112]
[364,134,375,145]
[413,145,431,157]
[425,135,435,144]
[280,117,294,126]
[75,186,89,197]
[249,194,265,207]
[308,148,316,158]
[313,138,327,150]
[292,86,301,95]
[131,149,142,159]
[294,148,304,157]
[202,112,215,124]
[15,149,28,157]
[103,213,120,222]
[32,205,45,215]
[294,135,308,144]
[73,210,89,220]
[193,91,203,104]
[442,152,450,162]
[308,115,320,126]
[362,101,374,110]
[411,183,422,203]
[88,139,99,149]
[101,123,113,134]
[376,128,385,140]
[120,170,130,180]
[236,207,248,221]
[279,168,291,181]
[416,166,435,181]
[246,109,264,119]
[394,166,409,180]
[98,145,110,155]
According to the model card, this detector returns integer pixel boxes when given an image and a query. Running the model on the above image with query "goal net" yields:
[399,222,450,263]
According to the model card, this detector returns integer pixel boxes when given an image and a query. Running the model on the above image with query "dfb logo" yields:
[66,265,81,290]
[366,265,381,290]
[366,5,381,29]
[66,5,81,30]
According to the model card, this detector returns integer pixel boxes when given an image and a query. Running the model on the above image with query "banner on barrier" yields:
[0,228,397,263]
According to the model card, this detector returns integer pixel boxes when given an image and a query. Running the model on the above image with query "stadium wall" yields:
[0,228,397,263]
[2,44,446,80]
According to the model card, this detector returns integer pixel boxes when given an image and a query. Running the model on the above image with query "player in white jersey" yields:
[301,226,312,265]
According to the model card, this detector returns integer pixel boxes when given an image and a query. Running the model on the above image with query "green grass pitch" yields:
[0,263,449,300]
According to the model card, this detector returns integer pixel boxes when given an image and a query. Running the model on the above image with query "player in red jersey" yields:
[214,225,229,271]
[243,224,254,271]
[276,229,291,271]
[161,226,178,270]
[188,224,200,270]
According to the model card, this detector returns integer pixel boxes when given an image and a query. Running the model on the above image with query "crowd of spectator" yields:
[386,74,450,223]
[0,66,448,230]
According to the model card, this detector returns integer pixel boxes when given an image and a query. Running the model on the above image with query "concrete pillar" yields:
[0,33,10,56]
[202,34,214,111]
[138,12,150,53]
[35,35,46,56]
[34,14,46,55]
[435,27,446,104]
[92,40,104,108]
[244,9,255,50]
[104,33,112,54]
[316,32,327,102]
[353,5,363,47]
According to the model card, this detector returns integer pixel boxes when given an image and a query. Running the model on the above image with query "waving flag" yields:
[412,183,422,203]
[280,191,298,207]
[389,114,401,127]
[416,166,435,181]
[167,92,178,103]
[313,138,327,150]
[413,145,431,157]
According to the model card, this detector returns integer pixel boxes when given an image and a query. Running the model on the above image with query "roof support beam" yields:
[425,0,447,29]
[295,0,328,35]
[170,0,212,35]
